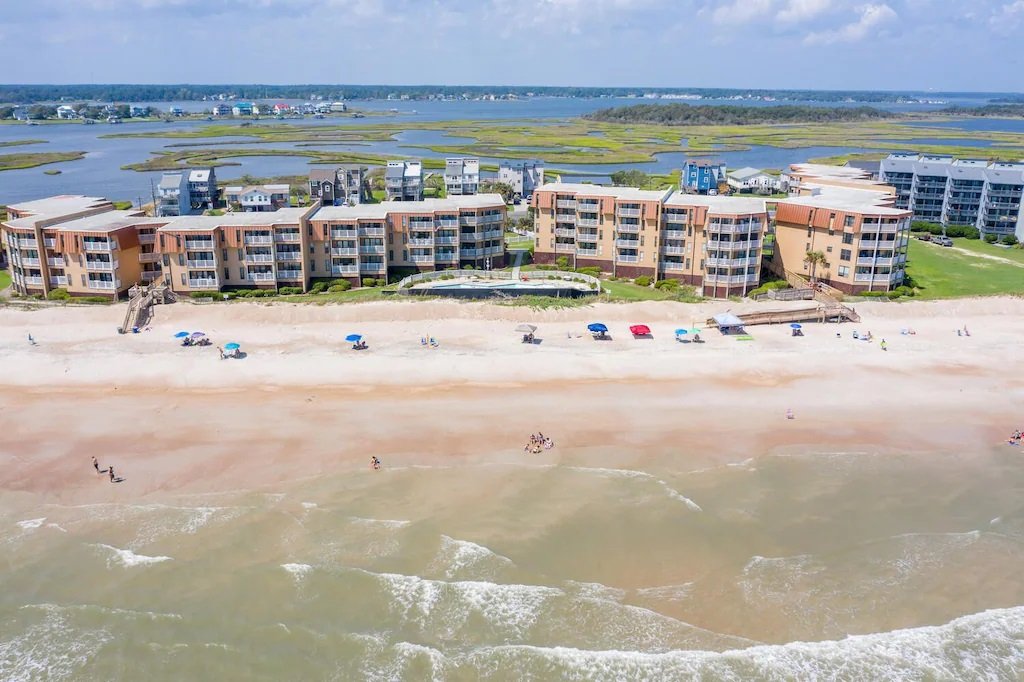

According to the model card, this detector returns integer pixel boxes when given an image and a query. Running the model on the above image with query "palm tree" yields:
[803,250,829,287]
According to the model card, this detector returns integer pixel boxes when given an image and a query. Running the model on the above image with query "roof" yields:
[534,182,673,202]
[156,207,310,232]
[712,313,744,328]
[665,192,767,214]
[159,173,184,190]
[188,169,212,183]
[779,185,908,216]
[311,193,506,221]
[3,195,112,228]
[309,169,336,182]
[48,210,167,234]
[685,159,726,168]
[789,163,873,181]
[727,167,767,181]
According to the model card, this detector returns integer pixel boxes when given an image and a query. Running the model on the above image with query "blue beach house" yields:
[682,160,727,194]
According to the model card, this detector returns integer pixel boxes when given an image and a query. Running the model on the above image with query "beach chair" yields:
[421,337,428,346]
[430,337,439,348]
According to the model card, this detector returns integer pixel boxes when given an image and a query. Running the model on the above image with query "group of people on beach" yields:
[1008,431,1023,446]
[369,456,382,470]
[92,456,123,483]
[524,433,554,454]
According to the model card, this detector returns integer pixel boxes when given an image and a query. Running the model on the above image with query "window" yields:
[840,249,851,262]
[828,229,835,236]
[838,266,849,277]
[81,274,87,286]
[224,268,229,279]
[239,267,244,278]
[178,254,184,266]
[843,233,853,245]
[844,216,855,228]
[389,250,394,261]
[826,246,833,253]
[237,249,243,259]
[163,255,170,267]
[311,261,316,272]
[222,249,228,260]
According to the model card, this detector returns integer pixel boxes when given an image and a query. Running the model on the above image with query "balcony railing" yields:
[556,199,577,209]
[23,276,44,286]
[577,217,599,227]
[662,262,685,271]
[184,239,214,250]
[246,272,275,282]
[615,254,640,263]
[854,271,904,283]
[277,270,302,279]
[554,228,575,238]
[138,234,156,244]
[360,262,386,272]
[617,224,640,234]
[359,245,385,255]
[662,246,686,255]
[409,238,434,246]
[358,227,385,237]
[331,265,359,275]
[435,236,458,245]
[554,243,576,253]
[274,233,301,243]
[85,260,116,271]
[187,260,216,269]
[331,247,358,256]
[663,229,686,239]
[49,276,69,286]
[244,235,273,245]
[707,238,760,250]
[704,273,759,285]
[83,241,112,252]
[577,248,599,257]
[706,256,759,268]
[482,229,503,239]
[460,216,478,226]
[86,279,116,290]
[16,238,38,248]
[437,219,459,228]
[276,252,302,261]
[138,253,161,263]
[21,257,41,266]
[436,251,459,261]
[617,208,641,218]
[43,237,56,248]
[857,256,903,268]
[707,222,760,235]
[188,278,219,289]
[245,254,274,263]
[331,229,357,239]
[410,255,434,263]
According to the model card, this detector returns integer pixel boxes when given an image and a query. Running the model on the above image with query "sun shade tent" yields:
[587,323,608,333]
[224,342,241,351]
[629,325,652,336]
[174,331,190,338]
[345,334,362,342]
[712,313,745,333]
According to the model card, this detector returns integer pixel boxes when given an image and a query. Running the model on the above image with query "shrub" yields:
[575,266,601,277]
[278,286,303,295]
[654,278,680,290]
[554,256,570,269]
[985,234,999,244]
[330,279,352,291]
[190,291,219,300]
[946,224,979,239]
[747,280,789,298]
[327,285,346,293]
[859,291,888,298]
[81,296,112,303]
[361,278,377,288]
[634,275,651,287]
[464,264,475,270]
[534,264,554,270]
[46,288,71,301]
[892,285,915,298]
[1002,235,1019,246]
[309,281,328,294]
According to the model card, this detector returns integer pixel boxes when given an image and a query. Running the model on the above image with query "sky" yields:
[1,0,1023,92]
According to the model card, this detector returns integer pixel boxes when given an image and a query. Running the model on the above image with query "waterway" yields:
[0,96,1021,205]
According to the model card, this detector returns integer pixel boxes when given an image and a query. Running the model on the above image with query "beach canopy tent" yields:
[790,323,802,329]
[675,328,702,337]
[711,313,745,333]
[224,342,241,351]
[629,324,652,336]
[174,331,190,338]
[515,324,537,334]
[587,323,608,333]
[345,334,362,343]
[191,332,206,338]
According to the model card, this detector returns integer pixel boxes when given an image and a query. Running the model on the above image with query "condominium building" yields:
[2,196,167,299]
[444,158,480,196]
[223,184,291,212]
[308,194,507,285]
[531,183,767,296]
[308,165,367,206]
[772,186,912,293]
[155,168,217,216]
[385,160,423,201]
[879,153,1024,238]
[498,161,544,200]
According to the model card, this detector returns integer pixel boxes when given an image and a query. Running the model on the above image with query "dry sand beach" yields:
[2,297,1024,680]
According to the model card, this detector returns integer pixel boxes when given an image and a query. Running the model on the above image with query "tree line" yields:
[584,103,897,126]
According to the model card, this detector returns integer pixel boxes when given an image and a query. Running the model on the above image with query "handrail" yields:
[394,268,602,294]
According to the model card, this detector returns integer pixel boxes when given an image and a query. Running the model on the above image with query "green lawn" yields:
[906,240,1024,299]
[950,238,1024,264]
[277,286,395,305]
[0,267,11,291]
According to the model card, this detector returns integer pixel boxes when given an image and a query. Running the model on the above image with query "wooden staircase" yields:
[119,283,172,333]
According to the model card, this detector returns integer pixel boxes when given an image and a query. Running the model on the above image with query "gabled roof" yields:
[727,167,766,181]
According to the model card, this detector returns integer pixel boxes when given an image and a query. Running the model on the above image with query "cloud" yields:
[778,0,835,23]
[989,0,1024,34]
[804,3,897,44]
[711,0,774,24]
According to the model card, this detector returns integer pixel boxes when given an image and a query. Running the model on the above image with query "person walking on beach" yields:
[28,333,35,345]
[92,456,100,474]
[108,466,115,483]
[217,346,225,360]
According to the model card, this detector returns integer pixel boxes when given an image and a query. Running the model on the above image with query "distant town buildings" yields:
[879,153,1024,238]
[498,160,545,200]
[211,104,232,116]
[682,160,727,194]
[231,102,254,116]
[444,158,480,196]
[308,166,368,206]
[56,105,76,120]
[385,160,423,201]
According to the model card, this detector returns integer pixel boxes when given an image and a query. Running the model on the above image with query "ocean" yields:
[4,448,1023,680]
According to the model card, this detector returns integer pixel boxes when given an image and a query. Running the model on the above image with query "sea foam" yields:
[94,544,172,568]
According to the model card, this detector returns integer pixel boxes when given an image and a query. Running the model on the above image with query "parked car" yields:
[917,233,932,241]
[933,236,954,247]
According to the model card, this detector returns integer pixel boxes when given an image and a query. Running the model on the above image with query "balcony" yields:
[276,252,302,261]
[857,256,903,268]
[245,253,274,264]
[615,254,640,263]
[184,239,213,250]
[435,236,458,245]
[437,219,459,228]
[577,217,599,227]
[617,207,641,218]
[554,228,576,238]
[617,224,640,234]
[578,202,600,211]
[138,253,161,263]
[461,248,483,258]
[359,245,385,255]
[86,279,116,290]
[140,271,161,281]
[188,278,219,289]
[663,229,686,239]
[358,226,385,237]
[23,275,44,286]
[662,262,685,271]
[707,238,760,250]
[460,216,478,226]
[83,240,112,252]
[577,248,599,257]
[21,256,41,266]
[243,235,273,246]
[85,259,116,271]
[187,259,216,269]
[704,273,759,285]
[854,271,904,283]
[246,272,275,282]
[274,232,301,243]
[359,262,386,272]
[410,255,434,263]
[331,228,357,239]
[615,239,640,248]
[436,251,459,261]
[554,243,576,253]
[409,238,434,246]
[16,237,38,248]
[43,237,57,249]
[277,270,303,280]
[707,222,760,235]
[662,246,686,255]
[138,234,156,245]
[556,199,577,209]
[706,256,759,268]
[49,276,69,286]
[331,247,358,256]
[331,265,359,276]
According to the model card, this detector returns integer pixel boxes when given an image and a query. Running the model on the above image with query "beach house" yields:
[308,166,367,206]
[498,161,545,200]
[444,158,480,196]
[727,167,784,194]
[223,184,291,212]
[682,160,727,194]
[385,161,423,201]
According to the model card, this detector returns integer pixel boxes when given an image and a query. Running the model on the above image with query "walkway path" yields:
[510,249,525,278]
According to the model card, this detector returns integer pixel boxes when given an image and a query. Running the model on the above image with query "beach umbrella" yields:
[174,331,190,338]
[790,323,802,329]
[629,324,652,336]
[515,324,537,334]
[674,328,688,336]
[686,328,702,336]
[587,323,608,333]
[345,334,362,343]
[191,332,206,338]
[224,342,241,351]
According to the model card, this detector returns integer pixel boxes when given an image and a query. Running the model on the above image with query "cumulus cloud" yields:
[778,0,835,22]
[989,0,1024,34]
[711,0,774,24]
[804,3,897,44]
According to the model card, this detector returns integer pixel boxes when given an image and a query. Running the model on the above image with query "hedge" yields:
[634,275,651,287]
[278,286,303,295]
[46,288,71,301]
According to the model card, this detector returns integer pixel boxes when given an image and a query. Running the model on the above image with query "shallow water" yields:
[3,448,1024,680]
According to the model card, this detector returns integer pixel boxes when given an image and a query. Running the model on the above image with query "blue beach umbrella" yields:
[224,342,241,351]
[674,328,688,336]
[790,323,802,329]
[587,323,608,333]
[345,334,362,343]
[174,331,190,338]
